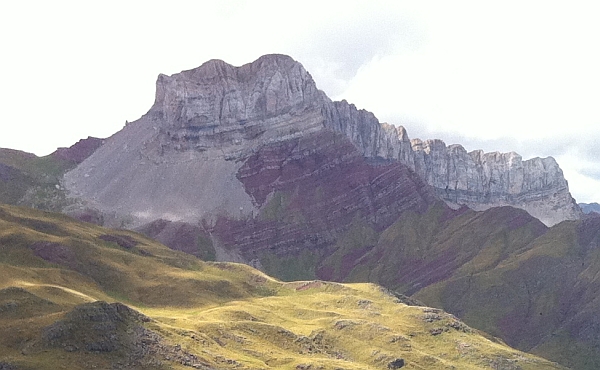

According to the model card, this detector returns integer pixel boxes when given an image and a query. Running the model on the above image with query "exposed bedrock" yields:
[208,130,439,262]
[323,100,581,226]
[63,54,580,228]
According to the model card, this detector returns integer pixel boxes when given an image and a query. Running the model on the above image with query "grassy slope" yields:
[310,203,600,369]
[411,217,600,370]
[0,204,564,369]
[318,204,547,295]
[0,149,74,210]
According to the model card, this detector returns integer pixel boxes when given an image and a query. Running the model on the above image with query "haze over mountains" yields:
[1,54,599,369]
[580,202,600,214]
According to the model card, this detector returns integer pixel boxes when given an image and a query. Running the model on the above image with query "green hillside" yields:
[0,204,564,369]
[0,148,73,210]
[308,202,600,369]
[413,217,600,370]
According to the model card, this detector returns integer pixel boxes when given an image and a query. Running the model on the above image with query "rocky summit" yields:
[64,54,579,227]
[64,55,328,226]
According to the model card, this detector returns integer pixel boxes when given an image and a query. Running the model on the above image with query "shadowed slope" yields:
[311,202,600,369]
[0,137,103,212]
[411,215,600,369]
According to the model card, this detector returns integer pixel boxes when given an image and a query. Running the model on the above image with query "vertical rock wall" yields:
[324,99,581,226]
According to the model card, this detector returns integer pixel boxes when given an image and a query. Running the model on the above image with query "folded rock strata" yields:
[63,54,580,227]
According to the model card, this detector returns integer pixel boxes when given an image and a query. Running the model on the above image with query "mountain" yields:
[0,203,565,369]
[63,54,579,227]
[54,54,598,368]
[579,202,600,214]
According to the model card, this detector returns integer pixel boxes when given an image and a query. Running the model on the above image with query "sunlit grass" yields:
[0,203,565,369]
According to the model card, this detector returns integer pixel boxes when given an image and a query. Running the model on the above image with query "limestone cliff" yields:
[322,100,581,226]
[407,139,581,226]
[63,55,328,225]
[149,54,327,157]
[64,54,580,227]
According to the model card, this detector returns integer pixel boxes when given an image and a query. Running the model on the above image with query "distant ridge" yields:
[52,136,104,164]
[579,202,600,214]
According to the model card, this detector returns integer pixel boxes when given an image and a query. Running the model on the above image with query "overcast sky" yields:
[1,1,600,202]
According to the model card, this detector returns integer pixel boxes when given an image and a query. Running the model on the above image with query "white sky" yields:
[1,1,600,202]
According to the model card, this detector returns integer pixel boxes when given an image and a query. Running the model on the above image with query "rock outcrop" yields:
[63,55,329,226]
[64,54,579,228]
[323,100,581,226]
[52,136,104,164]
[406,139,580,226]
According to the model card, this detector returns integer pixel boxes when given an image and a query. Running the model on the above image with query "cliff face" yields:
[63,55,328,225]
[64,54,579,228]
[407,139,581,226]
[323,100,581,225]
[149,54,327,157]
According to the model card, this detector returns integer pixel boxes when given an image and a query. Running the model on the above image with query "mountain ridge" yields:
[1,54,596,368]
[64,54,580,227]
[579,202,600,214]
[323,99,581,226]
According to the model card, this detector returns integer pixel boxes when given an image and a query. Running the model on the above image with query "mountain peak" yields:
[192,53,299,75]
[151,54,324,145]
[168,54,301,80]
[64,54,581,227]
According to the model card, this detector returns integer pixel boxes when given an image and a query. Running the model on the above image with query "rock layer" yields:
[63,55,327,226]
[323,101,581,226]
[208,130,439,273]
[64,54,580,228]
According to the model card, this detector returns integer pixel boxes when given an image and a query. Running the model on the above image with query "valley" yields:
[0,54,597,369]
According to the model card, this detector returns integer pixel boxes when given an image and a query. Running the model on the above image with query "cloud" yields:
[2,0,600,203]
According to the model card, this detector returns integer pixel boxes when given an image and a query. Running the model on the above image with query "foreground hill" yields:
[0,204,563,369]
[0,148,71,211]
